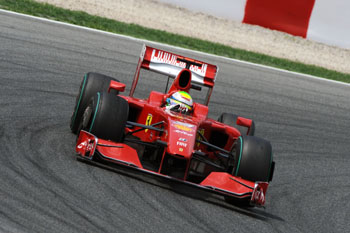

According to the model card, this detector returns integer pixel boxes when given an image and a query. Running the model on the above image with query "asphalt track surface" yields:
[1,11,349,233]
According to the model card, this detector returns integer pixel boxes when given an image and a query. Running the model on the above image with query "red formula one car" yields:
[70,45,275,207]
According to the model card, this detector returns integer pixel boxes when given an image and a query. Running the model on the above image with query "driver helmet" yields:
[166,91,193,113]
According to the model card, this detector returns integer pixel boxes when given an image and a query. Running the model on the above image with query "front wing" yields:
[76,130,268,207]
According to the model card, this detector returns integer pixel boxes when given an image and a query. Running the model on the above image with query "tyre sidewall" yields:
[86,92,129,142]
[234,136,272,182]
[70,72,119,133]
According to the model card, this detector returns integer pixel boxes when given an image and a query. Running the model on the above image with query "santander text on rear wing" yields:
[129,44,218,99]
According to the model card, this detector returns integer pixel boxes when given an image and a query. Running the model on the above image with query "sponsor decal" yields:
[173,121,195,128]
[172,121,195,132]
[77,141,87,149]
[253,188,265,205]
[178,138,187,142]
[179,148,183,152]
[151,49,207,75]
[251,184,266,206]
[174,124,192,132]
[174,129,193,137]
[189,63,207,75]
[77,140,94,153]
[87,142,94,151]
[151,50,180,66]
[145,114,153,132]
[176,141,187,147]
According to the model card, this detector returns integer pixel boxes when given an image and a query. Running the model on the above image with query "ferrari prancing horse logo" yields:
[145,114,152,132]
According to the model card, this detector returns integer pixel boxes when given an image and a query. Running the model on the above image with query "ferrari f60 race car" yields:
[70,45,275,207]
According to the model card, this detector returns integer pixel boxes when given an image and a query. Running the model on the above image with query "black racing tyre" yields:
[70,72,119,134]
[80,92,129,142]
[225,136,274,207]
[224,135,273,206]
[233,135,273,182]
[218,113,255,136]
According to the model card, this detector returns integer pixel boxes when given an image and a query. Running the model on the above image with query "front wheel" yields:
[70,72,120,134]
[233,135,273,182]
[225,135,274,205]
[80,92,129,142]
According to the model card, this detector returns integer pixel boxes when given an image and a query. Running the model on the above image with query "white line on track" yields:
[1,9,349,87]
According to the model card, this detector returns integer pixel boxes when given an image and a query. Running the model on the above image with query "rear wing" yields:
[129,45,218,101]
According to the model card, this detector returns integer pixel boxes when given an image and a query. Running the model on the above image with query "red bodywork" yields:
[76,45,268,207]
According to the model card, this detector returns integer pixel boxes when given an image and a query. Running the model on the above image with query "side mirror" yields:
[236,116,255,136]
[108,80,126,92]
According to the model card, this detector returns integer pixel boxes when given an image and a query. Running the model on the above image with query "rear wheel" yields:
[70,72,119,134]
[80,92,129,142]
[218,113,255,136]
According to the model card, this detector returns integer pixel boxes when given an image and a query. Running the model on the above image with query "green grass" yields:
[1,0,349,83]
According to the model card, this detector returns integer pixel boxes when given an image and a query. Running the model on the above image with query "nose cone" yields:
[167,120,197,159]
